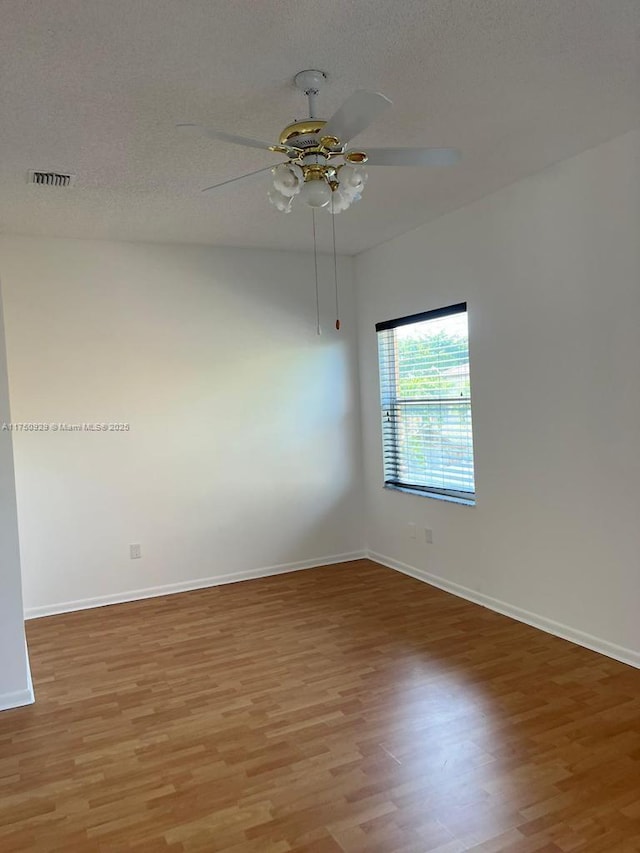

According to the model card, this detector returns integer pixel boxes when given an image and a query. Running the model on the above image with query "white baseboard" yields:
[0,685,35,712]
[24,551,367,620]
[0,638,35,712]
[368,551,640,670]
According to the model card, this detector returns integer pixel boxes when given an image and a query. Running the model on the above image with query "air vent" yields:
[28,170,76,187]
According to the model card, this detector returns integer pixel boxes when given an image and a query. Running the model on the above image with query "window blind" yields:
[376,303,475,501]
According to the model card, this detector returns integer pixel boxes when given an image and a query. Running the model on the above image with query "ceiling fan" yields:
[178,70,461,214]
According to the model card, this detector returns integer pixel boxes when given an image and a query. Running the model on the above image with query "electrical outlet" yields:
[424,528,433,544]
[129,543,142,559]
[407,522,417,539]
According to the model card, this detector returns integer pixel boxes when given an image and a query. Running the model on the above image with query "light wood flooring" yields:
[1,559,639,852]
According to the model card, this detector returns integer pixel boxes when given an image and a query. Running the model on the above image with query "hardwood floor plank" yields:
[0,559,638,851]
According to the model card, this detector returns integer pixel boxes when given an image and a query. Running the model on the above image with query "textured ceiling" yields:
[0,0,638,255]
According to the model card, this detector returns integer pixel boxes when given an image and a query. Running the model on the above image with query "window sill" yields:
[383,483,476,506]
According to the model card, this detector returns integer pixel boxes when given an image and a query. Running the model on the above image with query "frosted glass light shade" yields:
[326,188,351,214]
[340,164,367,195]
[300,178,331,208]
[272,163,302,197]
[268,187,292,212]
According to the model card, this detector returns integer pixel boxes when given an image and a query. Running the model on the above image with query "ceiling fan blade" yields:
[201,164,278,193]
[364,147,461,166]
[177,123,276,153]
[322,90,392,145]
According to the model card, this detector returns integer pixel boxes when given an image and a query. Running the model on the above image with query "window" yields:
[376,303,476,504]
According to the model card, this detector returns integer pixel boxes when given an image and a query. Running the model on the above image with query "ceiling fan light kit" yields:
[269,159,367,213]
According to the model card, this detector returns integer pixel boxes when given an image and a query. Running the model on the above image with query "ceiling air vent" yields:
[28,170,76,187]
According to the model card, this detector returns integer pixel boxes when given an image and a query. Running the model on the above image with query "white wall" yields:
[356,129,640,665]
[0,237,363,615]
[0,284,33,709]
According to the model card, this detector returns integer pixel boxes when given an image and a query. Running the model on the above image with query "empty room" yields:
[1,1,639,851]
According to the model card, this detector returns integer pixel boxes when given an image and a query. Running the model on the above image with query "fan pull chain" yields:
[331,195,340,330]
[312,209,321,335]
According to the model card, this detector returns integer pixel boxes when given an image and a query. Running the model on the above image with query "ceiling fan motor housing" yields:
[279,120,327,149]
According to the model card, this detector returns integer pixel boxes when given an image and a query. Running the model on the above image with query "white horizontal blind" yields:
[376,304,475,499]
